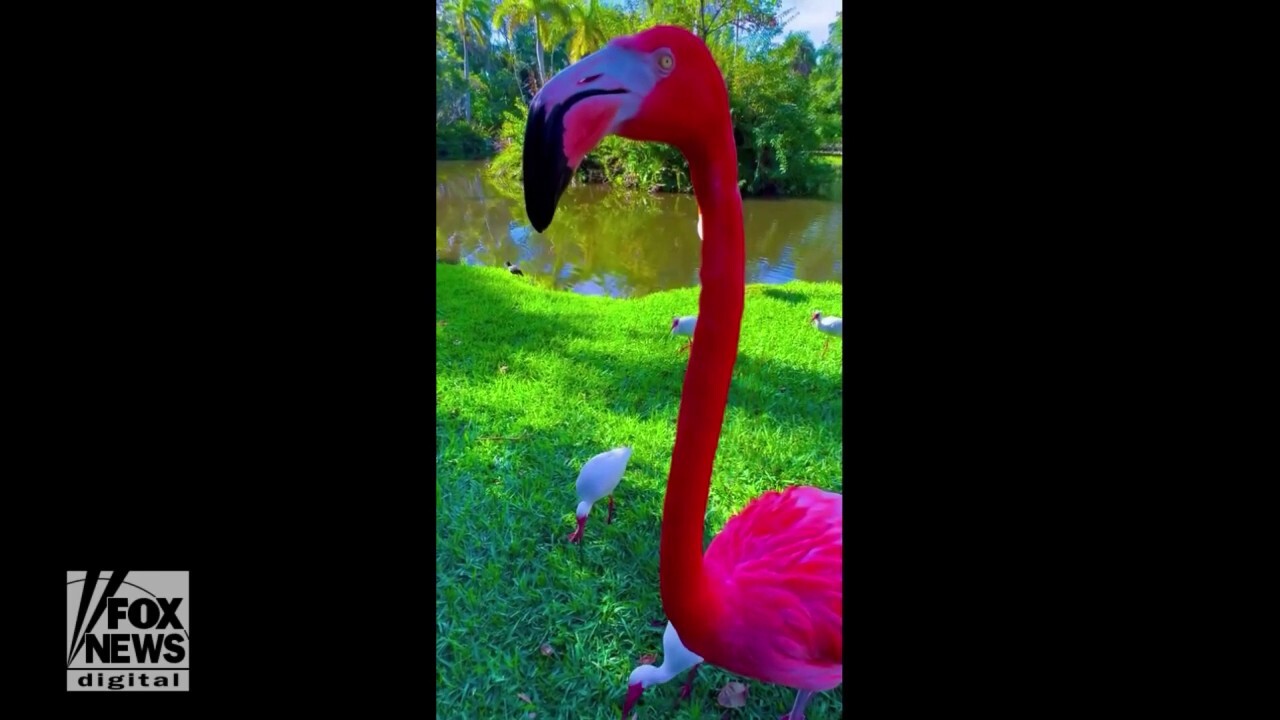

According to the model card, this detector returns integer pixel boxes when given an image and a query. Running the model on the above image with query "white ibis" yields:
[811,311,843,357]
[569,446,632,543]
[622,622,705,716]
[670,315,697,353]
[505,261,524,276]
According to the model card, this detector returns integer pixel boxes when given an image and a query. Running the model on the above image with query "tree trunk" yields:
[462,25,471,122]
[728,10,738,88]
[533,16,546,87]
[504,19,528,103]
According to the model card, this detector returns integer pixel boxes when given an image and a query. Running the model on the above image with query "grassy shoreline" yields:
[436,263,843,719]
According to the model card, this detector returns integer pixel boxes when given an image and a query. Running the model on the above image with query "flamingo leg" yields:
[673,662,701,707]
[606,495,615,524]
[779,689,814,720]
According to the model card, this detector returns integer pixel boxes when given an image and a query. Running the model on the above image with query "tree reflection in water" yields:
[436,161,842,298]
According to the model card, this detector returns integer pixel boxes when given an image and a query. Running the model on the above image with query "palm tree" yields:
[492,0,570,89]
[445,0,492,121]
[563,0,607,63]
[828,11,843,65]
[782,32,817,78]
[824,11,842,112]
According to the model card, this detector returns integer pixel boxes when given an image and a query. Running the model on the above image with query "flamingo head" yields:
[523,25,731,232]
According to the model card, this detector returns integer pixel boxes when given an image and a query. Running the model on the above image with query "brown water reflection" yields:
[435,161,842,298]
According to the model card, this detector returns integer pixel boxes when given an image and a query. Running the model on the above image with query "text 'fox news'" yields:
[67,570,190,692]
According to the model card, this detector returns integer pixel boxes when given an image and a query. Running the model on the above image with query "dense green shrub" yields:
[728,40,836,197]
[437,121,495,160]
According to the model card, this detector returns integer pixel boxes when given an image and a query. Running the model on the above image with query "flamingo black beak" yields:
[523,42,659,233]
[621,682,645,717]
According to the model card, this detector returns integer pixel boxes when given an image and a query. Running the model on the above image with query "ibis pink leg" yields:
[607,495,615,524]
[779,689,814,720]
[673,662,701,707]
[820,337,830,358]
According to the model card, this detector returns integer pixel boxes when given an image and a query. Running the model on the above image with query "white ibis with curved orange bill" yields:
[670,315,696,353]
[623,621,705,716]
[569,446,631,543]
[811,311,842,357]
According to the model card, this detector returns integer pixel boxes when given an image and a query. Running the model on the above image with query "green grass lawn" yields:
[813,154,843,169]
[436,263,843,719]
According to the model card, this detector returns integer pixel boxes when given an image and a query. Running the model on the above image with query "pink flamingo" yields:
[522,26,842,720]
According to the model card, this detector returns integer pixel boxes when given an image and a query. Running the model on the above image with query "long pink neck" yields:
[659,123,744,655]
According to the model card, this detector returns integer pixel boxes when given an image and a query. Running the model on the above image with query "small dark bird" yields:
[505,261,524,276]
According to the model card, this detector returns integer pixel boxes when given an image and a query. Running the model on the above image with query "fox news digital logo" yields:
[67,571,190,692]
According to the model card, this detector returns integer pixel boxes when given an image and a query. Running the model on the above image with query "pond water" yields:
[435,160,842,298]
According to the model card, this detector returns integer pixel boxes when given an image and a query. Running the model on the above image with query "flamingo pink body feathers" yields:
[704,486,843,690]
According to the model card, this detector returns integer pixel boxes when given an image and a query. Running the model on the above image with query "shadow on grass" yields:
[760,286,814,305]
[440,266,841,435]
[561,343,842,435]
[435,264,842,718]
[437,267,677,714]
[436,263,589,350]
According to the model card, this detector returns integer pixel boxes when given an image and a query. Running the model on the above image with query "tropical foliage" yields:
[437,0,843,197]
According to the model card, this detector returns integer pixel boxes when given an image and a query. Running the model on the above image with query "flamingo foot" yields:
[606,495,615,524]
